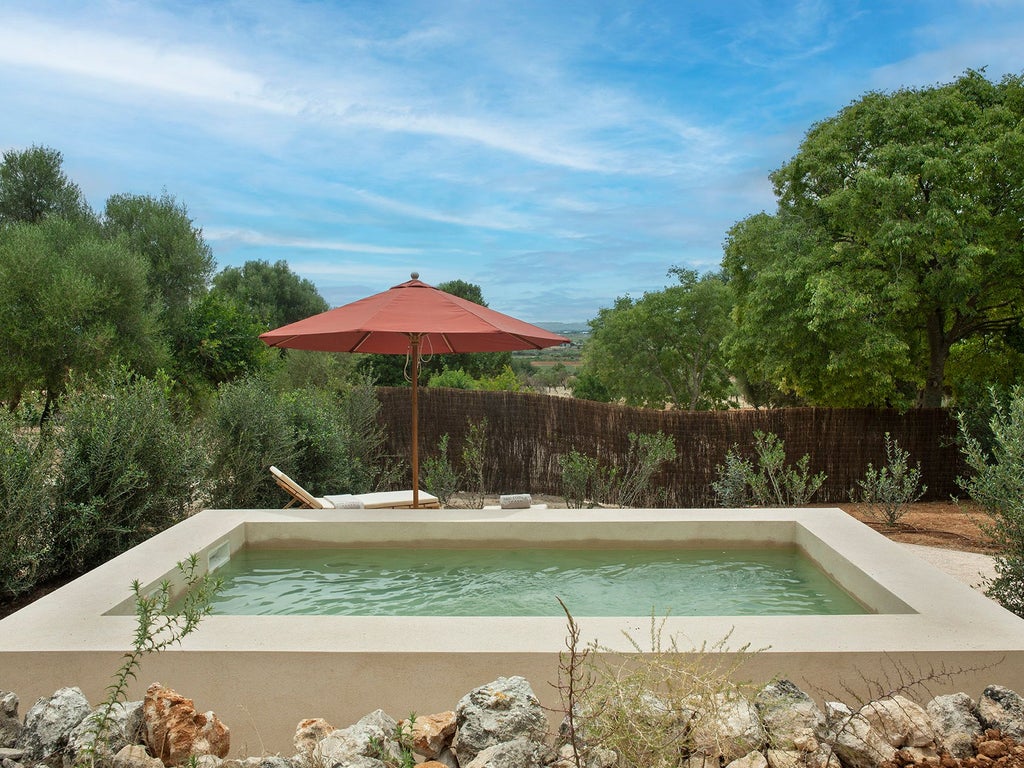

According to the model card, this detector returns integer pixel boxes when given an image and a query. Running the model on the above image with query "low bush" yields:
[957,386,1024,617]
[48,370,203,578]
[206,374,401,508]
[422,433,461,507]
[559,431,676,508]
[205,377,297,509]
[850,432,926,527]
[712,431,825,507]
[0,410,53,598]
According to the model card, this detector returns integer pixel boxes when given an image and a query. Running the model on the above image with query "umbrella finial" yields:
[411,271,419,280]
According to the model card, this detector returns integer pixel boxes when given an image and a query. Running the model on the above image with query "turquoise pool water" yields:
[200,546,867,616]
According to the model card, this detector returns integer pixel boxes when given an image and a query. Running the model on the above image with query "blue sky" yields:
[2,1,1023,325]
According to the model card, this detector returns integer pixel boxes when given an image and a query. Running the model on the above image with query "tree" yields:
[212,259,328,331]
[0,219,160,418]
[580,269,733,409]
[0,145,91,225]
[726,70,1024,407]
[169,292,270,397]
[103,192,214,324]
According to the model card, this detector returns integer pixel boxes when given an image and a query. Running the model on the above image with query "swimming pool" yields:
[199,545,867,616]
[1,506,1021,756]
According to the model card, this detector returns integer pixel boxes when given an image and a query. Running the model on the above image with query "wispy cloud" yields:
[204,227,421,255]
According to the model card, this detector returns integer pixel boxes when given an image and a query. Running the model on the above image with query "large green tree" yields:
[581,269,734,410]
[0,218,159,417]
[212,259,328,331]
[0,145,91,225]
[725,70,1024,407]
[103,192,214,325]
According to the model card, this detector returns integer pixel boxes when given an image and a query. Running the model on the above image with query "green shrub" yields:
[614,431,677,508]
[710,451,754,507]
[282,387,357,495]
[0,410,53,598]
[558,449,606,509]
[712,431,825,507]
[957,386,1024,616]
[338,373,403,493]
[559,432,676,508]
[427,367,477,389]
[850,432,926,527]
[461,417,488,508]
[422,433,461,507]
[48,370,202,577]
[476,365,522,392]
[206,374,399,507]
[205,377,297,508]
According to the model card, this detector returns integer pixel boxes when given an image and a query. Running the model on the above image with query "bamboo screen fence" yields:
[376,387,966,506]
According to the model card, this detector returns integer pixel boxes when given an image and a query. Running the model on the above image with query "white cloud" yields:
[204,227,420,255]
[0,13,300,114]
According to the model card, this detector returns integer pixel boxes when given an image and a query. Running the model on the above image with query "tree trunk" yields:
[921,309,949,408]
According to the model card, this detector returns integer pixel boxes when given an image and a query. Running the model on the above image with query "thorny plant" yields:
[812,655,998,765]
[367,715,418,768]
[551,597,594,768]
[77,554,222,768]
[561,609,765,768]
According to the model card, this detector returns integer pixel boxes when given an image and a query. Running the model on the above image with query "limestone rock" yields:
[688,691,767,764]
[462,736,543,768]
[191,755,224,768]
[727,750,770,768]
[823,701,897,768]
[142,683,230,766]
[926,693,983,759]
[65,700,144,768]
[113,744,165,768]
[451,676,547,766]
[222,759,297,768]
[293,718,334,754]
[858,695,936,749]
[404,712,455,759]
[1,692,21,749]
[756,680,826,752]
[314,709,399,767]
[766,747,841,768]
[979,685,1024,740]
[17,687,92,762]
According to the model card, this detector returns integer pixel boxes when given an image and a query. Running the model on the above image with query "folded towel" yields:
[499,493,532,509]
[333,499,366,509]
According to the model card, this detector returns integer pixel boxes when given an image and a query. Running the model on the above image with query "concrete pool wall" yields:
[1,507,1022,757]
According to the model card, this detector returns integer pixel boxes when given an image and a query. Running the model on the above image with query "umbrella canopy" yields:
[260,274,570,506]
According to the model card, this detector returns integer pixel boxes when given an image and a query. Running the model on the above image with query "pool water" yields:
[200,546,868,616]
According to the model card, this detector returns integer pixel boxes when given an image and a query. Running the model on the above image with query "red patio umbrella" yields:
[259,274,570,507]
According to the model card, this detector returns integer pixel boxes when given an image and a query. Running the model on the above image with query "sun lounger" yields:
[270,466,440,509]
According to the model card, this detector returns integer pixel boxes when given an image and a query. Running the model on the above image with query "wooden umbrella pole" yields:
[410,334,420,509]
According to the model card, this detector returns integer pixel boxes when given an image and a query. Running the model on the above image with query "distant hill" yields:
[533,321,590,334]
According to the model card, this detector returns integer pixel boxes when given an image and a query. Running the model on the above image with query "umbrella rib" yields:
[350,331,375,353]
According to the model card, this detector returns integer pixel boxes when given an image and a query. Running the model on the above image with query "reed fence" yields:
[376,387,965,506]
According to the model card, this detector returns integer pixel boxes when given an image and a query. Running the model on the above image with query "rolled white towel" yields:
[499,493,532,509]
